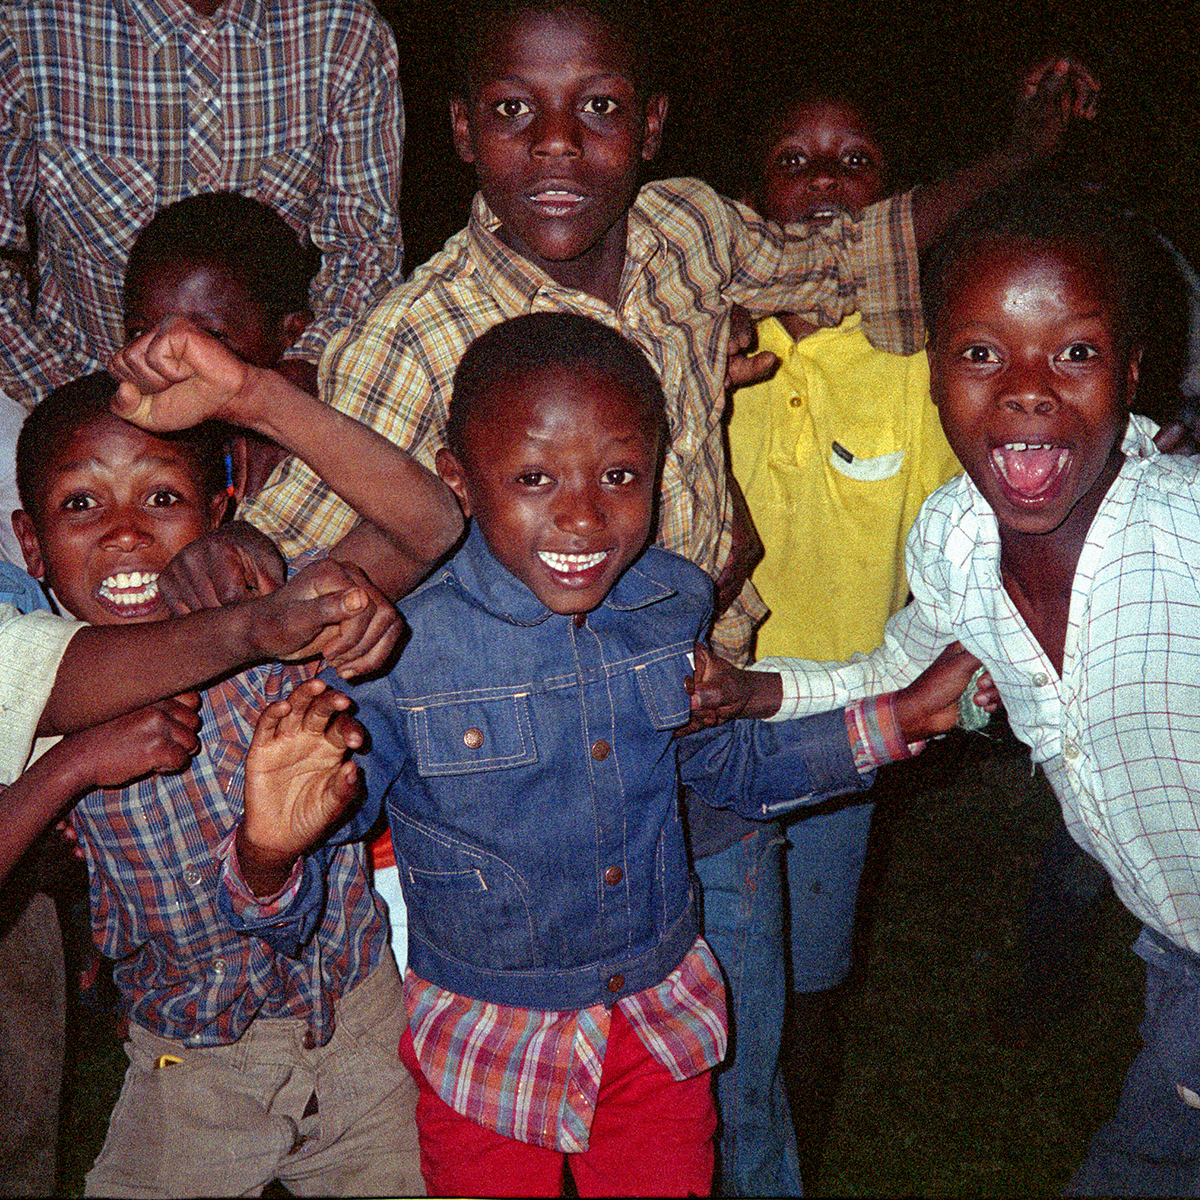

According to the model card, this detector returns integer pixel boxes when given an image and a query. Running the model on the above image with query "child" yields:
[10,374,426,1197]
[115,309,993,1196]
[121,191,414,983]
[124,192,319,501]
[694,181,1200,1196]
[725,81,962,1190]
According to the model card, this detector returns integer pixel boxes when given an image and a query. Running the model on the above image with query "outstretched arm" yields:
[234,679,364,897]
[911,56,1100,252]
[109,319,463,576]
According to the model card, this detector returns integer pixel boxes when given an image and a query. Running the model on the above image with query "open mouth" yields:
[526,188,586,217]
[538,550,609,575]
[991,443,1071,501]
[96,570,162,614]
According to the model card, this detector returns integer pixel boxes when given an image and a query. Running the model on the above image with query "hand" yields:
[109,316,255,430]
[713,475,763,617]
[1154,421,1200,456]
[725,303,779,390]
[250,558,404,677]
[160,521,288,614]
[239,679,364,870]
[679,641,783,735]
[1007,56,1100,166]
[893,642,996,742]
[62,693,203,792]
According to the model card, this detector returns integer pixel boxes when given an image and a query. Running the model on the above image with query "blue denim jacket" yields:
[318,526,870,1011]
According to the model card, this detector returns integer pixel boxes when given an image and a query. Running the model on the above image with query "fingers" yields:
[725,350,780,390]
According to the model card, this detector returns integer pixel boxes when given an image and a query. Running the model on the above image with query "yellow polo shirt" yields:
[728,313,961,661]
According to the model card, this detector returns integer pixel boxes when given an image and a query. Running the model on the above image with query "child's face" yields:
[928,237,1139,539]
[13,414,226,625]
[757,99,887,225]
[125,256,297,368]
[436,365,660,615]
[450,6,666,280]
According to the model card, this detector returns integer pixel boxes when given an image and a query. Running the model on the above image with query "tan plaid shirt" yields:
[244,177,921,659]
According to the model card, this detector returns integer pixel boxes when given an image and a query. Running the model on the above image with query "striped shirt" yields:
[401,694,912,1152]
[71,660,386,1046]
[0,0,404,406]
[761,417,1200,955]
[242,178,921,660]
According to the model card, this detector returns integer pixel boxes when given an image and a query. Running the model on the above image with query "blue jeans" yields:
[696,826,803,1197]
[786,801,875,993]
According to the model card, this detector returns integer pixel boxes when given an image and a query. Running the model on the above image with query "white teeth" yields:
[538,550,607,573]
[98,571,160,607]
[998,442,1053,452]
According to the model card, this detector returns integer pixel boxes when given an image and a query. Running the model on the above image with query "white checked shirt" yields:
[759,415,1200,953]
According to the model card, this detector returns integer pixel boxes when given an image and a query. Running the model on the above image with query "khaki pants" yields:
[85,954,423,1197]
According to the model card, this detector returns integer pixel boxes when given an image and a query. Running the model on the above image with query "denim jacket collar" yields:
[439,523,680,628]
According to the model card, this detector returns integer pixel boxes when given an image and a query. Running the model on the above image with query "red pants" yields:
[398,1006,716,1197]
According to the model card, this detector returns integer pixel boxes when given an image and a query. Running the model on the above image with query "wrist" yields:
[748,671,783,719]
[234,823,299,897]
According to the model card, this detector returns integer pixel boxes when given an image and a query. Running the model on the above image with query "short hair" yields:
[16,372,226,518]
[450,0,662,100]
[447,312,667,456]
[921,176,1150,351]
[124,192,318,322]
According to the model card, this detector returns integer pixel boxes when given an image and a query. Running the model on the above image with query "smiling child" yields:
[694,181,1200,1194]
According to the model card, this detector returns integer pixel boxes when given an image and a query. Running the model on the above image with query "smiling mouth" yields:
[526,188,586,216]
[991,443,1071,500]
[538,550,609,574]
[96,570,161,612]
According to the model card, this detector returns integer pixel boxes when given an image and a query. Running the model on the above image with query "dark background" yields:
[381,0,1200,274]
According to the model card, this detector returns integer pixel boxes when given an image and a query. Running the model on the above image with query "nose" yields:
[101,503,154,552]
[804,156,842,192]
[531,105,581,159]
[554,481,604,535]
[1000,359,1060,417]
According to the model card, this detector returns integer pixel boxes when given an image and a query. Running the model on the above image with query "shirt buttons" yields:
[183,865,202,887]
[302,1029,316,1050]
[195,171,214,187]
[788,396,803,408]
[1032,672,1049,687]
[1063,739,1080,760]
[607,974,625,994]
[591,740,610,761]
[604,865,623,886]
[574,612,586,629]
[463,727,484,750]
[212,957,227,979]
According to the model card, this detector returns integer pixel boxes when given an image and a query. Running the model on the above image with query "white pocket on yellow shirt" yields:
[828,446,906,482]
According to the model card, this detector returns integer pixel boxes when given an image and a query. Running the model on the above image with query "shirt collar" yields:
[465,190,662,319]
[440,523,677,627]
[122,0,265,53]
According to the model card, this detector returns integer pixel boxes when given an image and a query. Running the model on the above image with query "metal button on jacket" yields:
[463,727,484,749]
[604,865,623,886]
[591,740,610,761]
[607,974,625,994]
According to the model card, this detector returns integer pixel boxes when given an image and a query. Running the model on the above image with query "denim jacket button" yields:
[591,739,610,761]
[463,727,485,749]
[604,865,623,886]
[607,973,625,994]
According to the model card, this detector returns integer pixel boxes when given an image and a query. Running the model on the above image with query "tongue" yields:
[997,447,1063,496]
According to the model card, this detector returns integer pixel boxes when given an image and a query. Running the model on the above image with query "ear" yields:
[1124,344,1143,408]
[450,97,476,164]
[208,483,232,528]
[640,92,668,162]
[435,447,473,517]
[11,510,45,580]
[279,309,312,351]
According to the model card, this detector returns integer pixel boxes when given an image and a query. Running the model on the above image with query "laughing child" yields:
[11,374,427,1197]
[111,309,992,1196]
[692,181,1200,1196]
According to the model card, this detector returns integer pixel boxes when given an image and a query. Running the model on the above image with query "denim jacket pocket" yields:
[408,693,538,776]
[633,648,692,731]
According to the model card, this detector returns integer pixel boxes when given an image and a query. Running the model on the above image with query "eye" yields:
[581,95,619,116]
[61,492,98,512]
[961,344,1000,365]
[843,150,875,170]
[1059,342,1100,363]
[602,468,638,486]
[515,470,549,488]
[125,324,146,341]
[147,488,184,507]
[492,97,532,119]
[775,151,808,173]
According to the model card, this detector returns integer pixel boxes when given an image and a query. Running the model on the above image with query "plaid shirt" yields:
[762,417,1200,955]
[399,695,910,1152]
[0,0,403,406]
[242,178,921,660]
[70,660,386,1047]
